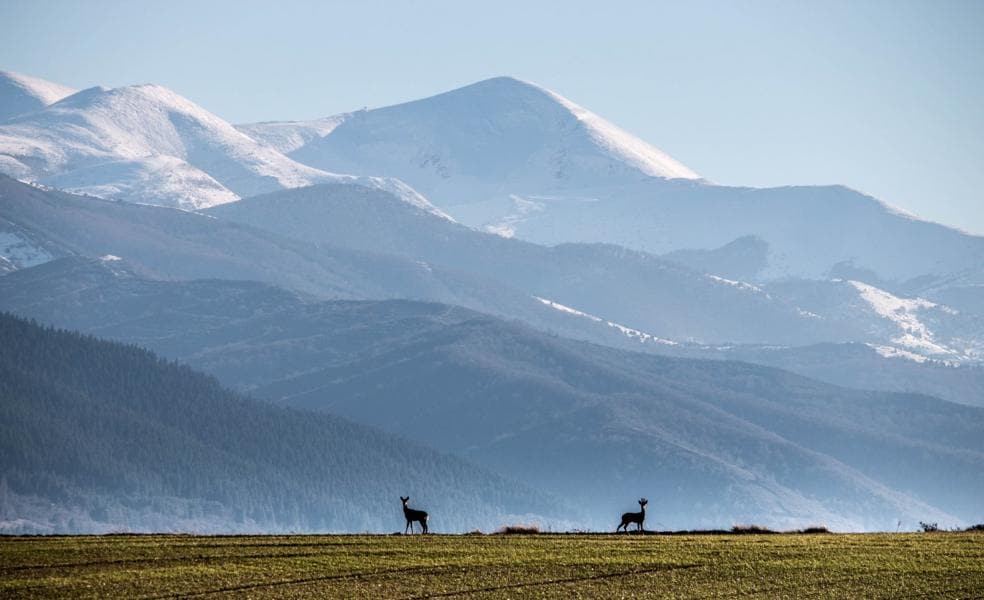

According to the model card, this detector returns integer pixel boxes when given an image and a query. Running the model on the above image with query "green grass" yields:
[2,533,982,598]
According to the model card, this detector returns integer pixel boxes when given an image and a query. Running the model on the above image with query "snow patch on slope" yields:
[706,274,772,298]
[849,280,953,355]
[866,344,930,363]
[0,231,54,268]
[534,295,678,346]
[796,308,823,320]
[484,194,546,237]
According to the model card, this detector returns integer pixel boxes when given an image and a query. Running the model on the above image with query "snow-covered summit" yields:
[0,70,76,122]
[235,76,984,283]
[0,83,330,201]
[252,76,699,209]
[0,80,434,210]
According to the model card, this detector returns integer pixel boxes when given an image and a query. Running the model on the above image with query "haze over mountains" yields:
[207,183,984,363]
[4,175,980,373]
[1,68,982,533]
[1,258,981,532]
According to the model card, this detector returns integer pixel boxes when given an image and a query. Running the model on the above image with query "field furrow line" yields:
[140,564,460,599]
[403,563,704,599]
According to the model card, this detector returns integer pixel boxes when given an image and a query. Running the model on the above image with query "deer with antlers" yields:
[400,496,429,534]
[617,498,648,533]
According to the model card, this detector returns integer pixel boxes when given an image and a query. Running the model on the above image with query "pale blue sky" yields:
[2,0,982,233]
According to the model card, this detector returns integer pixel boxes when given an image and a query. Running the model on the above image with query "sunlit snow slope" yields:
[0,70,76,122]
[0,79,437,212]
[272,77,698,208]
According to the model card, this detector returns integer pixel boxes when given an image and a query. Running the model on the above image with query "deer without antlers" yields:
[617,498,648,533]
[400,496,429,534]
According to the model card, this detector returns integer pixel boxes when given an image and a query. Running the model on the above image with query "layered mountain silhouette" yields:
[2,257,982,531]
[3,174,981,393]
[209,182,982,361]
[4,175,978,365]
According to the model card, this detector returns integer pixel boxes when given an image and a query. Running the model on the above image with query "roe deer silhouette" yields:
[401,496,429,534]
[617,498,648,532]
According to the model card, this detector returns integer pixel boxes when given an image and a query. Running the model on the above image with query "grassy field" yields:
[2,532,982,598]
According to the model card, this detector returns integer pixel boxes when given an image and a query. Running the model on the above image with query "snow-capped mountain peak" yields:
[0,78,441,212]
[246,76,699,212]
[26,82,327,191]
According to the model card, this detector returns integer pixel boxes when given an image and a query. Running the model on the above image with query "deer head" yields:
[639,498,648,507]
[401,496,409,504]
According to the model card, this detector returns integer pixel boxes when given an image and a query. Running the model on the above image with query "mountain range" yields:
[4,175,980,381]
[4,70,982,285]
[1,68,982,532]
[1,258,981,531]
[240,76,984,283]
[208,182,984,362]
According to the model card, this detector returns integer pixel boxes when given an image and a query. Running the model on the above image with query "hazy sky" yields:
[2,0,982,234]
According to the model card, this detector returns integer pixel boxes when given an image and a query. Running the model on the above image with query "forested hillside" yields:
[0,313,563,534]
